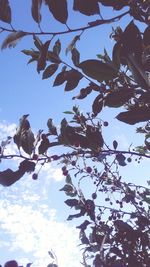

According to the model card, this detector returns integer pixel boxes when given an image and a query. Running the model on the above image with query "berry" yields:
[32,154,38,160]
[127,157,132,163]
[71,160,76,166]
[52,155,60,160]
[103,121,109,127]
[32,173,38,180]
[86,166,92,173]
[63,170,68,176]
[92,193,97,199]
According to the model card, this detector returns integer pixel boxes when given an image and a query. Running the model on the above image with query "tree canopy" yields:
[0,0,150,267]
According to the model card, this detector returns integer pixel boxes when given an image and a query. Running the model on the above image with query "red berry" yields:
[32,154,38,160]
[86,166,92,173]
[71,161,76,166]
[63,170,68,176]
[32,173,38,180]
[52,155,60,160]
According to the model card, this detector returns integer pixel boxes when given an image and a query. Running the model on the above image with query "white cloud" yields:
[0,121,82,267]
[0,200,82,267]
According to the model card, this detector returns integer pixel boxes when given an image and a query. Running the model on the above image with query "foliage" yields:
[0,0,150,267]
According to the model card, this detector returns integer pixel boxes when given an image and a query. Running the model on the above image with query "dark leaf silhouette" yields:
[143,26,150,46]
[76,220,91,231]
[42,64,58,79]
[47,118,57,135]
[37,40,50,72]
[19,160,36,173]
[121,21,143,60]
[38,137,50,154]
[98,0,128,10]
[1,31,27,49]
[53,70,68,86]
[104,87,133,108]
[13,114,35,155]
[45,0,68,24]
[116,107,150,124]
[113,140,118,150]
[0,160,35,186]
[65,199,79,207]
[79,230,89,244]
[33,35,43,50]
[73,0,100,16]
[31,0,42,23]
[79,60,117,82]
[112,42,121,69]
[72,86,92,100]
[4,260,18,267]
[0,0,11,23]
[65,70,83,91]
[65,35,80,55]
[86,125,104,151]
[92,94,103,116]
[116,153,126,166]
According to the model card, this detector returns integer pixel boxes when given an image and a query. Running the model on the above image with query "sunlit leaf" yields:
[71,47,80,67]
[65,35,80,55]
[53,39,61,56]
[1,31,27,50]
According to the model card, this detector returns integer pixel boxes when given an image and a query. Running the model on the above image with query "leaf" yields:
[47,118,57,135]
[1,31,27,50]
[71,47,80,66]
[42,63,58,79]
[53,70,67,86]
[21,129,35,155]
[38,138,50,154]
[116,154,126,166]
[76,220,91,231]
[33,35,43,50]
[121,21,142,59]
[64,70,83,91]
[143,26,150,46]
[45,0,68,24]
[63,111,74,114]
[116,107,150,125]
[0,169,24,186]
[92,94,103,116]
[112,42,121,69]
[37,40,50,72]
[72,86,92,100]
[98,0,128,10]
[31,0,42,23]
[73,0,100,16]
[53,39,61,56]
[65,199,79,207]
[79,59,117,82]
[104,87,133,108]
[113,140,118,150]
[0,0,11,23]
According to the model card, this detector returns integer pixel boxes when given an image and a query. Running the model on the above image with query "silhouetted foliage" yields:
[0,0,150,266]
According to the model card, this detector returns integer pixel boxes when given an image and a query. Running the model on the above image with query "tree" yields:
[0,0,150,266]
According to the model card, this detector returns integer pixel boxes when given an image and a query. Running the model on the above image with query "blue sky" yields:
[0,1,149,266]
